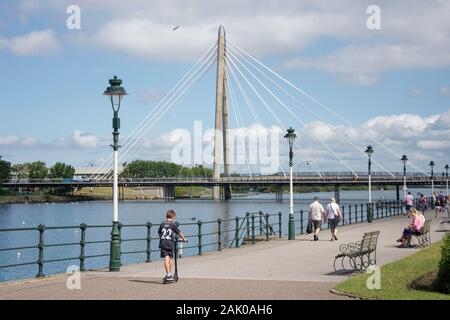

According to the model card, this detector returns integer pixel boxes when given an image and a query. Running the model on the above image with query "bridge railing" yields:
[0,198,435,282]
[0,211,282,282]
[7,173,447,185]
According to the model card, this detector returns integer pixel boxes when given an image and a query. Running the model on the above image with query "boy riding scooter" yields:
[158,210,187,283]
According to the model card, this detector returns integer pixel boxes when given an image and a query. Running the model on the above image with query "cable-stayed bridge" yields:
[9,27,447,201]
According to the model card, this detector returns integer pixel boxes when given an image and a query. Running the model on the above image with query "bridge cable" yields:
[226,65,253,177]
[227,57,288,177]
[99,50,217,180]
[226,50,357,176]
[227,41,429,176]
[227,56,320,178]
[228,45,394,177]
[91,43,218,180]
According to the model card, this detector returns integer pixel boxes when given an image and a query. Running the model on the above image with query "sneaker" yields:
[330,237,334,241]
[334,235,338,241]
[313,235,318,241]
[165,275,175,282]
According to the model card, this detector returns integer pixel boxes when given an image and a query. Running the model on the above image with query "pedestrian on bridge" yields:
[308,197,325,241]
[325,197,342,241]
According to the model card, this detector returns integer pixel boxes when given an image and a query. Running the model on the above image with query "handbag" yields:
[306,220,313,234]
[330,204,341,222]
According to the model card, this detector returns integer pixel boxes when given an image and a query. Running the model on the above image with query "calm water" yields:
[0,188,436,282]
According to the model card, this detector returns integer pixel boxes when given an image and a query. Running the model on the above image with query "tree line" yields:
[0,157,75,182]
[0,157,213,183]
[120,160,213,178]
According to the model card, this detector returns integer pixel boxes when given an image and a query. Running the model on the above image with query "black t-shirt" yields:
[158,220,181,249]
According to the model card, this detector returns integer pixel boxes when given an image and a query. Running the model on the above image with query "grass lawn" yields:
[335,240,450,300]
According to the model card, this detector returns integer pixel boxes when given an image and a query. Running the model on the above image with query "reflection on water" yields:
[0,188,436,281]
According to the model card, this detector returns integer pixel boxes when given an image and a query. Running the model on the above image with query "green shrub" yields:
[433,233,450,294]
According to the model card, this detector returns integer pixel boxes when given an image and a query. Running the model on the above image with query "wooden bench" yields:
[405,219,432,247]
[333,231,380,272]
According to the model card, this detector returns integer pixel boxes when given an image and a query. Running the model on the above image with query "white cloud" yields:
[438,85,450,96]
[409,88,425,97]
[0,29,60,56]
[72,130,98,148]
[20,137,39,146]
[0,135,20,146]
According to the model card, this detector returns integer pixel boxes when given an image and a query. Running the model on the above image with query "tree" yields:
[433,233,450,294]
[0,156,11,183]
[120,160,213,178]
[49,162,75,179]
[28,161,48,179]
[11,163,29,180]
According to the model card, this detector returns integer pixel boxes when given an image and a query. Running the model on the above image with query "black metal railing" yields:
[1,198,431,281]
[0,211,282,280]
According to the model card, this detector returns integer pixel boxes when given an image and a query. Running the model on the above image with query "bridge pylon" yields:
[213,26,231,200]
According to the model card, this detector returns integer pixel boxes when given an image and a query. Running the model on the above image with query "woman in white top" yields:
[325,197,342,241]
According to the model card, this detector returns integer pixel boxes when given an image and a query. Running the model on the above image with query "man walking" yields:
[404,191,414,214]
[308,196,325,241]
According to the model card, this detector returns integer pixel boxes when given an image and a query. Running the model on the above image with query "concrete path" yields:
[0,210,446,300]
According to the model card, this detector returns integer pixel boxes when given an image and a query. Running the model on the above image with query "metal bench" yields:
[333,231,380,272]
[440,219,450,232]
[405,219,432,248]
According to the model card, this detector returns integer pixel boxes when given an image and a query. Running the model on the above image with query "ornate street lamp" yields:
[429,161,435,195]
[401,154,408,202]
[445,164,449,195]
[104,75,127,272]
[365,145,374,223]
[284,127,296,240]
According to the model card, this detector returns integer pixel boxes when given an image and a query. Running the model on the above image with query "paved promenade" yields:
[0,210,446,300]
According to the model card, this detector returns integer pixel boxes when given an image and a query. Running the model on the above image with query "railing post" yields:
[235,217,240,248]
[259,211,263,235]
[145,222,152,262]
[355,204,358,223]
[361,204,364,221]
[278,212,282,238]
[79,223,87,271]
[376,202,379,219]
[300,210,304,234]
[246,212,250,240]
[389,201,392,216]
[251,215,256,244]
[349,205,352,224]
[218,218,222,251]
[37,224,45,278]
[265,214,269,241]
[341,206,345,225]
[197,220,202,255]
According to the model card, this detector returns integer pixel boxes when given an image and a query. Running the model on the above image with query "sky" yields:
[0,0,449,175]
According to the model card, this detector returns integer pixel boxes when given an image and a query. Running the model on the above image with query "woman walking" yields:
[325,197,342,241]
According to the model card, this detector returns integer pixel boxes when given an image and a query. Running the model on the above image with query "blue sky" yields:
[0,0,450,174]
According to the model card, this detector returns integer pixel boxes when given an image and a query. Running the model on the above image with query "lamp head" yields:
[365,145,374,159]
[429,161,435,168]
[401,154,408,164]
[284,127,297,149]
[103,75,127,111]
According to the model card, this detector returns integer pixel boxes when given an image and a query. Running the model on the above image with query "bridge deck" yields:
[0,210,446,300]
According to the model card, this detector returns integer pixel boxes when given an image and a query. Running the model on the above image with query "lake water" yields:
[0,187,436,282]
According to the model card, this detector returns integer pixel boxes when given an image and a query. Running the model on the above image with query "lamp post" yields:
[365,145,374,223]
[429,161,435,196]
[284,127,296,240]
[445,164,449,195]
[401,154,408,202]
[104,75,127,272]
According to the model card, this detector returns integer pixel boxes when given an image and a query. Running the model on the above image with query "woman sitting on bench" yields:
[397,208,424,247]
